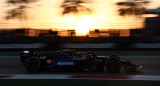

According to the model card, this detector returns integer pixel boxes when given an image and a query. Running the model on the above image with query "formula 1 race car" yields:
[20,49,142,73]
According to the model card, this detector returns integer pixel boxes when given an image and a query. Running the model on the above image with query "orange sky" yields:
[0,0,159,34]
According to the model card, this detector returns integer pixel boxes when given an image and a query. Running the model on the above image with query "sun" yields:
[75,16,93,36]
[76,23,90,36]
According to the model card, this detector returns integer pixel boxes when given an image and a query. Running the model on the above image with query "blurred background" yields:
[0,0,159,51]
[0,0,160,86]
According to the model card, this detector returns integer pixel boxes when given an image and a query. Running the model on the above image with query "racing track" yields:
[0,50,160,75]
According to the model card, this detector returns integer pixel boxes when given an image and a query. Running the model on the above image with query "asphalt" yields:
[0,50,160,75]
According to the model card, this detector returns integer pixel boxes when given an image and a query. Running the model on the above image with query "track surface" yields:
[0,51,160,75]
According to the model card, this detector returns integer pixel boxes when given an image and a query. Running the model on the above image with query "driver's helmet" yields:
[68,47,75,54]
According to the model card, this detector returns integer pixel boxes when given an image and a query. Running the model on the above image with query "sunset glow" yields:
[0,0,159,36]
[75,16,93,36]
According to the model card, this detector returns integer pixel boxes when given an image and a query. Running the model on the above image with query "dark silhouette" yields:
[116,0,150,16]
[7,0,38,4]
[61,0,92,15]
[6,6,27,20]
[5,0,39,20]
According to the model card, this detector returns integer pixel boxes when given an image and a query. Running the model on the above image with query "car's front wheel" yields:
[104,55,121,73]
[26,57,41,72]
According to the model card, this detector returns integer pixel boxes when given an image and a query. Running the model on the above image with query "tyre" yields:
[104,55,121,73]
[26,57,41,72]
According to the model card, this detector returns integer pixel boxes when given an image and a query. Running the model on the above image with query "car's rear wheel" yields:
[26,57,41,72]
[104,55,121,73]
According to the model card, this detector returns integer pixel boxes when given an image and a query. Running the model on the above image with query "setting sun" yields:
[76,24,90,36]
[76,16,93,36]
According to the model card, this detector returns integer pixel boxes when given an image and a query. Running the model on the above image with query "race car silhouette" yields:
[20,49,142,73]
